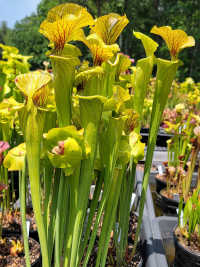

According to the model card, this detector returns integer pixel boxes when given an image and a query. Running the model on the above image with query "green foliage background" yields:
[0,0,199,81]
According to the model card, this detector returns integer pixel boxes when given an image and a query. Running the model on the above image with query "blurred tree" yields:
[8,14,48,69]
[0,21,11,45]
[4,0,200,81]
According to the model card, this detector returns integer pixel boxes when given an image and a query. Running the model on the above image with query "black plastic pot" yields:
[32,254,41,267]
[136,168,200,267]
[155,174,166,193]
[173,226,200,267]
[1,233,41,267]
[2,227,38,243]
[158,189,179,215]
[140,127,172,147]
[155,170,198,191]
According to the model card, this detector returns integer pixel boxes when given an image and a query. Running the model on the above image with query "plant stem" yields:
[130,58,179,258]
[95,166,125,267]
[68,167,80,267]
[25,110,50,267]
[43,162,53,231]
[54,171,65,267]
[63,96,104,267]
[79,171,104,263]
[197,160,200,189]
[19,156,31,267]
[185,145,200,199]
[47,168,60,262]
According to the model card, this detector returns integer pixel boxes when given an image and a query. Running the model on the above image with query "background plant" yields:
[177,188,200,248]
[0,0,199,82]
[0,44,31,102]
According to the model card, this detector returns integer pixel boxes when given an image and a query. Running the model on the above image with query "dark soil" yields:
[85,213,142,266]
[155,173,177,188]
[1,208,37,234]
[160,189,181,200]
[175,227,200,255]
[161,188,192,201]
[161,189,177,200]
[0,236,40,267]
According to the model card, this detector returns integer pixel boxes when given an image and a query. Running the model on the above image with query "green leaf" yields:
[75,66,105,96]
[129,132,145,163]
[15,71,52,111]
[133,31,158,57]
[45,126,88,175]
[115,53,131,80]
[3,143,26,171]
[133,56,154,131]
[91,13,129,44]
[50,45,81,126]
[117,136,131,165]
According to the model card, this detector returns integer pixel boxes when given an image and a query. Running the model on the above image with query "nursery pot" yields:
[0,234,41,267]
[1,208,38,242]
[140,127,172,147]
[155,172,198,195]
[173,225,200,267]
[158,189,180,215]
[31,251,41,267]
[155,174,166,193]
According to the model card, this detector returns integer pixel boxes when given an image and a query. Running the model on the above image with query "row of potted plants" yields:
[155,103,200,212]
[142,77,200,130]
[150,83,200,264]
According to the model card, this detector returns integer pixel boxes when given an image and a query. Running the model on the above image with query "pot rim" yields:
[160,188,180,204]
[173,224,200,257]
[155,173,167,184]
[1,234,41,266]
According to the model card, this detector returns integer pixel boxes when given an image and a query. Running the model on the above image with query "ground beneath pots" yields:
[0,236,40,267]
[83,213,142,266]
[175,227,200,254]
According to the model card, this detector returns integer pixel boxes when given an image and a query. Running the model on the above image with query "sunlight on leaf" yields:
[85,33,119,65]
[0,97,23,125]
[91,13,129,44]
[15,71,52,109]
[3,143,26,171]
[39,3,94,52]
[151,26,195,60]
[75,66,104,88]
[112,86,130,112]
[45,125,89,175]
[129,132,145,163]
[0,44,19,58]
[133,31,158,57]
[115,53,131,78]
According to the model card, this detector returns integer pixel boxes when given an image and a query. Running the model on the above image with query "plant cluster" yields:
[141,77,200,129]
[177,188,200,252]
[0,44,31,102]
[0,2,195,267]
[158,101,200,201]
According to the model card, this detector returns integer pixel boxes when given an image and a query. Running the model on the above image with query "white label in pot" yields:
[158,165,163,175]
[26,220,30,238]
